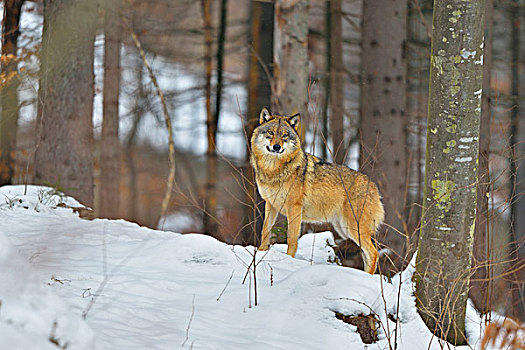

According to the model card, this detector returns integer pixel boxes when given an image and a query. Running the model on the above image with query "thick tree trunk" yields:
[470,0,493,316]
[273,0,309,121]
[329,0,345,164]
[202,0,219,236]
[0,0,25,186]
[246,0,273,128]
[360,0,408,271]
[34,0,97,207]
[99,0,122,219]
[414,0,485,344]
[244,0,274,245]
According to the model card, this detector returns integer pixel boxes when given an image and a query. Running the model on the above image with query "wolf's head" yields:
[251,107,301,158]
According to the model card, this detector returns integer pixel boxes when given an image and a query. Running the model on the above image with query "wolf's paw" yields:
[286,245,297,257]
[258,245,269,251]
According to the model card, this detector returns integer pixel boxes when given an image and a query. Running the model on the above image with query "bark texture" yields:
[509,0,525,321]
[99,0,122,219]
[322,0,330,160]
[414,0,485,344]
[244,0,274,245]
[247,1,273,130]
[202,0,219,236]
[0,0,24,185]
[359,0,408,270]
[273,0,309,120]
[35,0,97,207]
[329,0,345,164]
[125,53,145,222]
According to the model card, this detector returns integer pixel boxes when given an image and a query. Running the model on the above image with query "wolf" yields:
[250,107,385,274]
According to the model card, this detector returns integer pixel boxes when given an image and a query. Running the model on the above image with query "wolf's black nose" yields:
[272,144,281,152]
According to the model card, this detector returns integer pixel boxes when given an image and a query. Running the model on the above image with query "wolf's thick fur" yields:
[250,107,385,273]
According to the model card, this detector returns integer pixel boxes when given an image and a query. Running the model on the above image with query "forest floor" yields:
[0,185,516,349]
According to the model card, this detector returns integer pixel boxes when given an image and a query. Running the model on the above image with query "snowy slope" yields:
[0,185,511,349]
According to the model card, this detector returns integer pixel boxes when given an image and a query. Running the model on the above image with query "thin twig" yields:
[310,234,316,265]
[217,270,235,301]
[182,294,196,347]
[129,27,176,229]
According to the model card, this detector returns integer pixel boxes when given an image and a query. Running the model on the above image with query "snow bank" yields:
[0,187,94,349]
[0,185,513,349]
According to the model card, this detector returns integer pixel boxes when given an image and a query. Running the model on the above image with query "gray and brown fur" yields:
[250,107,385,273]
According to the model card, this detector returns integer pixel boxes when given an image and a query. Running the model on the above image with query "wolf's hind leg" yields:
[259,202,278,251]
[335,217,378,274]
[359,234,378,274]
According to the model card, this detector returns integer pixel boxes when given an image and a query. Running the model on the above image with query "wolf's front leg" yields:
[259,201,278,251]
[286,204,302,257]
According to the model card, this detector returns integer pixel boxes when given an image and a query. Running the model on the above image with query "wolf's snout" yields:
[272,144,281,152]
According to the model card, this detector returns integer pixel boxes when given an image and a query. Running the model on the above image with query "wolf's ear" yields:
[259,107,272,124]
[288,113,301,131]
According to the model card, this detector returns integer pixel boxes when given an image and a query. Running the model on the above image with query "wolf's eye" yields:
[267,130,274,136]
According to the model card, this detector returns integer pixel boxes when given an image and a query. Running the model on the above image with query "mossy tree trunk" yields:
[414,0,485,345]
[470,0,493,316]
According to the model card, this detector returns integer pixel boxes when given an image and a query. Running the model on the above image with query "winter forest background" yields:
[0,0,524,338]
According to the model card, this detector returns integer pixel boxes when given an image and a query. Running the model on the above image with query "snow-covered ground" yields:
[0,185,517,349]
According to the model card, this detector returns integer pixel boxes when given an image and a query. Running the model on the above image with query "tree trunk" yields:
[202,0,218,236]
[414,0,485,344]
[244,0,274,245]
[99,0,122,219]
[405,0,430,248]
[273,0,309,121]
[214,0,227,126]
[34,0,97,207]
[509,0,525,321]
[470,0,493,316]
[329,0,345,164]
[125,51,145,222]
[0,0,25,186]
[359,0,408,271]
[322,0,330,160]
